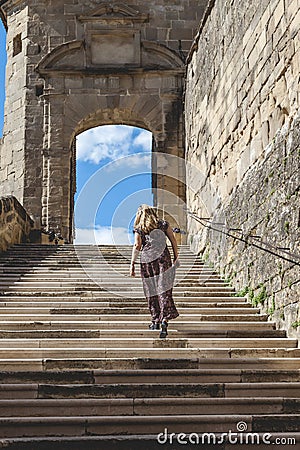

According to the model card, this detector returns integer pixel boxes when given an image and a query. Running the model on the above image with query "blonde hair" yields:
[134,204,158,234]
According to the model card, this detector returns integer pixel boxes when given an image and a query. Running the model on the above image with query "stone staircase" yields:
[0,244,299,449]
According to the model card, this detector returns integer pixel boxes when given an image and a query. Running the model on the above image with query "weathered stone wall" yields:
[0,4,29,204]
[0,0,208,241]
[0,196,34,252]
[185,0,300,338]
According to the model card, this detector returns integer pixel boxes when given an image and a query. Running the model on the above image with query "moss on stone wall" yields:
[185,0,300,339]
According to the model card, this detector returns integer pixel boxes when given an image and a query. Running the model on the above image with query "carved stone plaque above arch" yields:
[75,2,149,67]
[88,30,141,67]
[37,40,184,74]
[77,2,149,26]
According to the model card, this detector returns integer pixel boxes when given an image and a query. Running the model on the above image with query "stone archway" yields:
[37,39,186,242]
[0,0,204,242]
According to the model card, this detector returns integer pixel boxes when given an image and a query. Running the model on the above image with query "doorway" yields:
[73,125,153,245]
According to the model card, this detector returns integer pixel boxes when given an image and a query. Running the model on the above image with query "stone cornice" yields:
[0,0,24,11]
[36,39,184,76]
[0,0,26,28]
[37,66,185,78]
[77,15,148,24]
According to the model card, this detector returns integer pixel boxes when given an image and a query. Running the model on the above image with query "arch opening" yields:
[73,124,153,245]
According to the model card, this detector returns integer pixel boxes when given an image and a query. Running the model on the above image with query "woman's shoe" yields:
[149,322,160,330]
[159,320,168,338]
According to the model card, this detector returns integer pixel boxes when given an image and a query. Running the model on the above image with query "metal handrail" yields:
[187,210,300,266]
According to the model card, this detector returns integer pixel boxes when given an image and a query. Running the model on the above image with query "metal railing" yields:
[187,210,300,266]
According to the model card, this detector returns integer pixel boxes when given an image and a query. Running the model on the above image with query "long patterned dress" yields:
[134,220,179,323]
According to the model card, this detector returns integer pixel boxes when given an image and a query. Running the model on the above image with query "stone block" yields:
[273,0,285,31]
[251,131,263,163]
[145,77,162,89]
[260,4,272,31]
[64,78,83,90]
[225,167,237,196]
[273,76,288,108]
[261,120,270,148]
[236,146,250,183]
[145,28,158,40]
[170,28,193,40]
[108,77,120,89]
[287,0,299,24]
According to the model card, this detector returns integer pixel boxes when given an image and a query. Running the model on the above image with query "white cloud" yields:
[105,153,151,172]
[75,226,133,245]
[133,129,152,151]
[77,125,152,165]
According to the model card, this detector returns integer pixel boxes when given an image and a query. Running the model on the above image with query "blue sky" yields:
[75,126,153,244]
[0,22,152,244]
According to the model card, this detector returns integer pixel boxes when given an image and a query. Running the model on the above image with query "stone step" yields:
[0,397,298,417]
[0,277,222,284]
[93,368,300,383]
[1,263,203,267]
[1,276,223,285]
[0,347,298,359]
[2,246,191,251]
[0,434,299,450]
[0,320,275,330]
[0,337,294,349]
[2,248,192,253]
[1,288,236,298]
[12,244,191,248]
[1,273,225,281]
[0,301,251,309]
[0,414,299,437]
[0,368,299,384]
[0,294,246,301]
[0,259,208,265]
[1,357,300,372]
[0,274,219,282]
[4,267,216,273]
[1,283,235,292]
[0,253,196,257]
[0,307,260,315]
[6,248,191,251]
[9,253,187,257]
[0,329,285,339]
[1,279,228,288]
[0,263,210,268]
[0,313,269,321]
[0,272,218,279]
[0,259,203,265]
[0,250,192,255]
[28,382,300,400]
[0,262,211,267]
[2,265,213,271]
[0,271,209,278]
[0,260,205,267]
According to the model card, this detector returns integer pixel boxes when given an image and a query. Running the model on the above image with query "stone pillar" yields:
[0,2,29,204]
[42,93,72,241]
[152,93,187,243]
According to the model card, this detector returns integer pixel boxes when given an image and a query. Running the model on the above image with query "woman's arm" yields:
[130,232,142,277]
[165,225,180,266]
